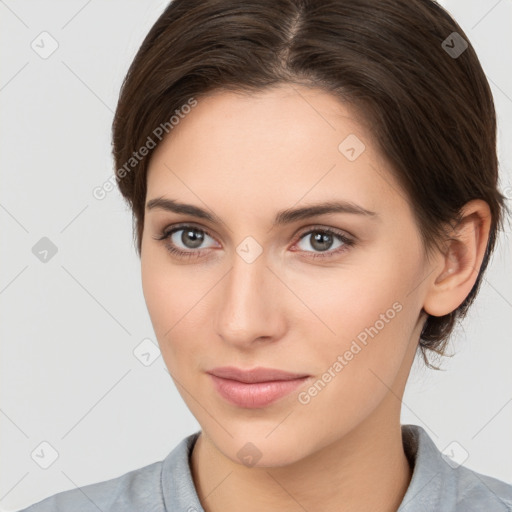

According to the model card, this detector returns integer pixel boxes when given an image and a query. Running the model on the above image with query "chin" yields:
[208,424,310,468]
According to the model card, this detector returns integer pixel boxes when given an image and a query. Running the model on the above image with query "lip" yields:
[208,366,310,383]
[207,366,311,408]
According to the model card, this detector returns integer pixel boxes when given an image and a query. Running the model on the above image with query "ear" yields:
[423,199,492,317]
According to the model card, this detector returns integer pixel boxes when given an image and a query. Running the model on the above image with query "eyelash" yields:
[153,223,356,260]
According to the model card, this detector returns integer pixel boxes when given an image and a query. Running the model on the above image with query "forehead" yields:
[146,84,409,224]
[150,84,367,168]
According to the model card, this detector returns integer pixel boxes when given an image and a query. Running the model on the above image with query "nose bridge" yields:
[216,244,283,345]
[224,247,270,320]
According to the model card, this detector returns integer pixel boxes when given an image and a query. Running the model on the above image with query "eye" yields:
[153,224,218,259]
[292,226,355,259]
[153,223,356,260]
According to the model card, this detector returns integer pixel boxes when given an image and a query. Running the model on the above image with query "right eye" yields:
[153,224,219,259]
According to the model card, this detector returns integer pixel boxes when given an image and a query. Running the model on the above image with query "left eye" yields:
[292,228,355,258]
[293,228,354,257]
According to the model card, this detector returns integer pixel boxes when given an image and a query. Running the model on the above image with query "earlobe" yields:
[422,199,491,317]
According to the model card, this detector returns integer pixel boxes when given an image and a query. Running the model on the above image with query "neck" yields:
[190,394,412,512]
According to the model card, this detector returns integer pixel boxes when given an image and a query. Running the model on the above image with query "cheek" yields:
[291,247,420,382]
[140,251,215,363]
[141,252,187,347]
[141,254,169,333]
[292,278,412,433]
[305,281,407,386]
[288,259,405,345]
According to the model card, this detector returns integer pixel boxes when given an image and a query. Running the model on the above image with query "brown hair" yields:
[111,0,508,368]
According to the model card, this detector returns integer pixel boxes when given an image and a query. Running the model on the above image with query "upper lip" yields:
[207,366,310,383]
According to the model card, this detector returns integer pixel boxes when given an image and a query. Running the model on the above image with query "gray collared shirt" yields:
[18,424,512,511]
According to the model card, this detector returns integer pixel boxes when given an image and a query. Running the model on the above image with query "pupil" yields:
[183,229,204,248]
[311,232,332,252]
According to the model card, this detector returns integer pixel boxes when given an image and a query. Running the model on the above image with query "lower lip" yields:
[208,374,310,408]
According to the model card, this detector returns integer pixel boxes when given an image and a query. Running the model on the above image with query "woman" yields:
[19,0,512,510]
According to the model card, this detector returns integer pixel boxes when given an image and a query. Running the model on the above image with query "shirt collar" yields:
[398,424,448,510]
[161,424,458,512]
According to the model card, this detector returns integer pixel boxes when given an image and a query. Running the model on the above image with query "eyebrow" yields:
[145,197,378,226]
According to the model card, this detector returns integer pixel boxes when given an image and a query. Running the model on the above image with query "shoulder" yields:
[400,424,512,511]
[16,458,165,512]
[16,431,203,512]
[450,463,512,511]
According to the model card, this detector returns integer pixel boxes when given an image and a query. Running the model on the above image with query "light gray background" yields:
[1,1,511,510]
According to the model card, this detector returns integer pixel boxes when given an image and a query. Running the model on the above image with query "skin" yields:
[140,83,491,512]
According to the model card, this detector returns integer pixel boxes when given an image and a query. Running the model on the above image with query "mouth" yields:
[207,366,311,408]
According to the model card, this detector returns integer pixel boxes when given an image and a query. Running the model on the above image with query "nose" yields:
[215,249,287,350]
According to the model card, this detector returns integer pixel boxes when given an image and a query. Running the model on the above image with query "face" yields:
[141,84,432,467]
